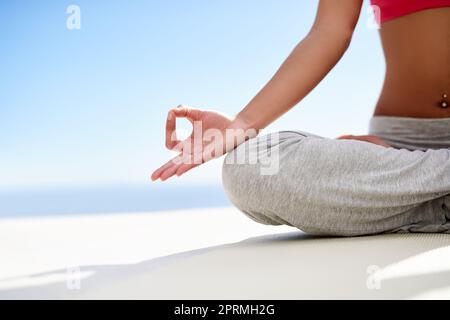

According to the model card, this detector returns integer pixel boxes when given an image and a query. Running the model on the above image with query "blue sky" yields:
[0,0,385,189]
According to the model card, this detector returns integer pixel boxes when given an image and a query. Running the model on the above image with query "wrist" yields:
[222,114,260,151]
[231,112,261,135]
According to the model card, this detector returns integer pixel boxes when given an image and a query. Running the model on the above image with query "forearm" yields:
[235,28,353,131]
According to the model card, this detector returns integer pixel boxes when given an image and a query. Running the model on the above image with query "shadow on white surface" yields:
[2,231,450,299]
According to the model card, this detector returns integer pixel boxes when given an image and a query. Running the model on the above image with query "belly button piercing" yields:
[441,94,448,109]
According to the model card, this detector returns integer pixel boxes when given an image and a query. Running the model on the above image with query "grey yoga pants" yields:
[222,116,450,236]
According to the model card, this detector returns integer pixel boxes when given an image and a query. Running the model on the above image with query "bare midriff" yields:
[374,7,450,118]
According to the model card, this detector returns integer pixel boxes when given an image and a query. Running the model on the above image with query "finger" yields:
[336,134,353,139]
[160,162,183,181]
[349,135,376,142]
[174,137,193,153]
[366,136,391,147]
[151,160,175,181]
[176,163,199,177]
[175,142,226,177]
[175,144,219,177]
[338,135,391,148]
[151,154,184,181]
[165,110,180,150]
[171,105,202,122]
[165,106,202,150]
[171,105,192,119]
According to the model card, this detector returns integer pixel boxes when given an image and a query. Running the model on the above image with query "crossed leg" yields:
[222,131,450,236]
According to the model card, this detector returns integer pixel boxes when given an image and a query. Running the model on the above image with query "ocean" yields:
[0,184,231,218]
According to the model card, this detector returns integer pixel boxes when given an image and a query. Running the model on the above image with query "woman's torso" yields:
[373,7,450,118]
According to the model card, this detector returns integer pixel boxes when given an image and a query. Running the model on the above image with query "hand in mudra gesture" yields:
[151,105,256,182]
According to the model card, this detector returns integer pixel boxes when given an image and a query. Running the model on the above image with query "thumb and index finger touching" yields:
[165,105,202,150]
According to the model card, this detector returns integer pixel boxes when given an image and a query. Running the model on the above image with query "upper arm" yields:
[311,0,363,37]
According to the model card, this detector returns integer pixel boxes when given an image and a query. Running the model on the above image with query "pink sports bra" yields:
[370,0,450,23]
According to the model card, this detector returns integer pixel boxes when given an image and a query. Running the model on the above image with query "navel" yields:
[440,94,448,109]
